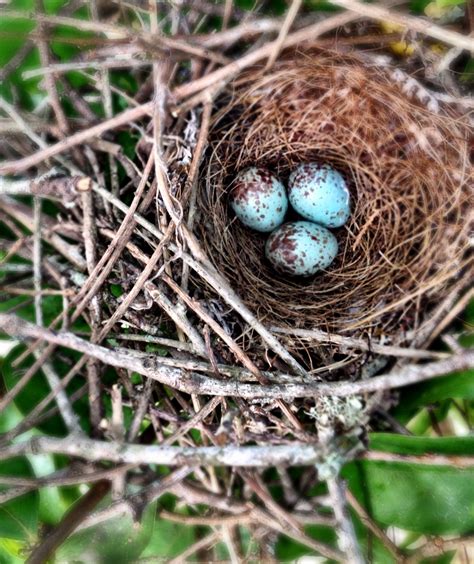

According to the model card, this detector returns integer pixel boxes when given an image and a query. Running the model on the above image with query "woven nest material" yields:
[197,48,472,344]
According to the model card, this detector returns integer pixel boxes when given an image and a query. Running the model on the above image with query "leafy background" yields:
[0,0,473,561]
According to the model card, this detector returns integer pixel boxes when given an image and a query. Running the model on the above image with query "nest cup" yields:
[197,48,472,345]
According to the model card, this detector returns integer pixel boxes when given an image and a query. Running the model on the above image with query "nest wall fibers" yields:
[197,49,472,350]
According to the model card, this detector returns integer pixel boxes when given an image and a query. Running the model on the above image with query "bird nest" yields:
[196,48,472,348]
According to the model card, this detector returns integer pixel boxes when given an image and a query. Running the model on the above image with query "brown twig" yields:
[330,0,474,51]
[27,480,110,564]
[271,326,449,360]
[173,11,358,101]
[364,451,474,468]
[0,102,153,174]
[265,0,303,69]
[346,489,403,561]
[164,274,266,383]
[168,532,221,564]
[0,176,92,201]
[405,534,474,563]
[81,187,102,434]
[2,313,474,399]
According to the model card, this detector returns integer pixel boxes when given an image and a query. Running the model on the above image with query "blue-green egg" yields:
[230,167,288,232]
[265,221,338,277]
[288,163,350,228]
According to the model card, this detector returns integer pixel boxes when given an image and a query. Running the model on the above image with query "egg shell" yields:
[265,221,338,277]
[230,167,288,232]
[288,163,350,228]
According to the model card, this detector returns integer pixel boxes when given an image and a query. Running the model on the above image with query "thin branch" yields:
[0,102,153,175]
[173,11,358,100]
[345,489,403,561]
[2,313,473,400]
[0,464,137,489]
[164,274,266,382]
[271,326,449,360]
[81,187,102,433]
[32,353,83,436]
[168,532,220,564]
[364,451,474,468]
[144,280,208,357]
[35,3,70,136]
[127,377,154,442]
[326,477,364,564]
[0,436,332,466]
[405,535,474,563]
[26,480,110,564]
[265,0,303,69]
[0,176,92,201]
[1,196,87,270]
[22,58,155,79]
[74,467,193,531]
[190,17,283,47]
[32,196,42,327]
[330,0,474,51]
[164,396,221,445]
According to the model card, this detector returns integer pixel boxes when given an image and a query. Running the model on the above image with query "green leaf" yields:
[0,295,63,326]
[0,538,27,564]
[369,433,474,455]
[436,0,465,6]
[57,501,153,562]
[110,284,124,298]
[0,4,35,68]
[410,0,432,13]
[343,458,474,535]
[0,455,39,542]
[464,298,474,326]
[275,524,336,560]
[140,514,196,559]
[1,344,88,436]
[393,369,474,423]
[0,406,39,542]
[461,59,474,83]
[28,454,69,525]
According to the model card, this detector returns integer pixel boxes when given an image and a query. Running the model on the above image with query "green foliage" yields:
[0,458,39,542]
[343,434,474,535]
[139,513,196,560]
[275,524,337,560]
[1,344,84,436]
[57,501,158,562]
[0,538,27,564]
[369,433,474,455]
[461,59,474,83]
[0,406,39,544]
[395,369,474,420]
[435,0,466,6]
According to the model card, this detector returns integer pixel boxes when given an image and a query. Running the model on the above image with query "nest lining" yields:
[196,48,472,341]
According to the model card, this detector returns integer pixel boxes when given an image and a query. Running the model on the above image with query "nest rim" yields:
[194,47,472,351]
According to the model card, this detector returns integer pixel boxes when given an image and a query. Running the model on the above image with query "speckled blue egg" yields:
[288,163,350,228]
[265,221,338,277]
[230,167,288,232]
